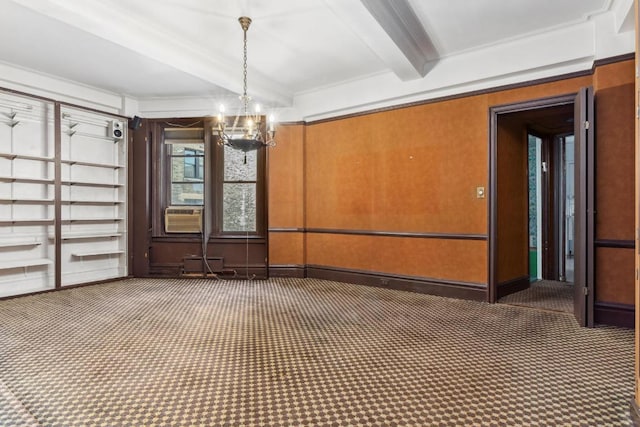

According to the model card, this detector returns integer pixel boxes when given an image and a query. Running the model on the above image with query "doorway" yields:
[527,132,574,283]
[488,89,595,326]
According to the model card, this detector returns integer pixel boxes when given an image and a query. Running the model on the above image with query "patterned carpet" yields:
[499,280,574,313]
[0,278,634,426]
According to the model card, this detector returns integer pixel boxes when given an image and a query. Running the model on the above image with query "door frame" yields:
[488,93,580,302]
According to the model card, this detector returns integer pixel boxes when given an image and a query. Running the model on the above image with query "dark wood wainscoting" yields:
[306,265,487,301]
[594,302,634,328]
[496,275,530,299]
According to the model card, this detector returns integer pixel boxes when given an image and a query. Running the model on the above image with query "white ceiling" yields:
[0,0,634,120]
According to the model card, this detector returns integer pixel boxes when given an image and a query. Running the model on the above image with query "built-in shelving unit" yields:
[59,106,127,287]
[0,92,56,297]
[0,90,128,297]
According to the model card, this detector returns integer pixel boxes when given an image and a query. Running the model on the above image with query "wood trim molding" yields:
[594,239,635,249]
[0,86,130,119]
[631,399,640,425]
[0,276,135,301]
[488,92,578,305]
[54,102,62,289]
[497,276,530,299]
[268,228,305,233]
[594,302,634,328]
[306,54,632,126]
[307,70,594,125]
[269,264,306,278]
[592,53,635,68]
[270,227,488,240]
[306,264,487,301]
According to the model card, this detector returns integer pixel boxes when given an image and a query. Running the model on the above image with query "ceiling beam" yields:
[360,0,438,78]
[323,0,435,81]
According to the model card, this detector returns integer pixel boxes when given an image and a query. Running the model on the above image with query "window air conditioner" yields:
[164,207,203,233]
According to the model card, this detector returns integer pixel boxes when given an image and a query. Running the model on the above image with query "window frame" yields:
[214,141,266,237]
[151,118,267,239]
[167,144,205,206]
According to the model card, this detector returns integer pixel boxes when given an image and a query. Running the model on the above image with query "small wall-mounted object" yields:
[129,115,143,130]
[165,207,203,233]
[107,120,124,140]
[476,186,485,199]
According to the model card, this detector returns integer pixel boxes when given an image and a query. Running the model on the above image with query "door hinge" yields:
[583,287,589,296]
[584,120,590,130]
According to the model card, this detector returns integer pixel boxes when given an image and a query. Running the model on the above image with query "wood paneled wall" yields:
[267,58,635,308]
[495,116,529,284]
[593,61,635,305]
[268,124,305,270]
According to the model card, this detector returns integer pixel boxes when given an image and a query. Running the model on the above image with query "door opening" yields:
[527,132,575,287]
[489,88,594,326]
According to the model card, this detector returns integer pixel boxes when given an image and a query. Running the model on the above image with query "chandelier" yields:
[216,17,276,152]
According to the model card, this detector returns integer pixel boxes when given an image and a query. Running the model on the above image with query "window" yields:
[165,127,205,206]
[222,145,257,232]
[153,120,266,237]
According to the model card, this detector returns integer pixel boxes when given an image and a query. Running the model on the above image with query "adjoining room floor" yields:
[0,278,633,426]
[499,280,574,313]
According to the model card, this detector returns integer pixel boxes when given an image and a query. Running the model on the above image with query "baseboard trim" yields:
[594,302,634,328]
[497,275,530,299]
[630,399,640,426]
[269,265,307,278]
[306,265,486,301]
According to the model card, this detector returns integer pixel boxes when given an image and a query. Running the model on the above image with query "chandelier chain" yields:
[242,24,249,115]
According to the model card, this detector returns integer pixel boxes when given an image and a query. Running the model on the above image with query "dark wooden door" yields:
[573,87,595,327]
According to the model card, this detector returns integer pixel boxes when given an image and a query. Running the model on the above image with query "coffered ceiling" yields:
[0,0,634,120]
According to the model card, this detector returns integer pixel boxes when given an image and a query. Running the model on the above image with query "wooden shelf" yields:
[62,200,124,205]
[53,231,123,240]
[62,217,124,223]
[61,159,123,169]
[0,198,54,204]
[72,250,124,257]
[0,219,54,225]
[69,131,121,143]
[0,240,41,248]
[0,152,54,162]
[0,258,52,270]
[0,176,54,184]
[62,180,123,188]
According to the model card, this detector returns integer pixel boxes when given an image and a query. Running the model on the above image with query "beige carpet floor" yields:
[499,280,574,313]
[0,277,634,426]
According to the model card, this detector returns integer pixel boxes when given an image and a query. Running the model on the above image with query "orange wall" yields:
[594,61,635,240]
[307,234,486,284]
[593,61,635,305]
[268,124,305,266]
[305,97,488,234]
[268,59,635,304]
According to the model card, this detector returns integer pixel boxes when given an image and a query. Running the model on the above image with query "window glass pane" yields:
[171,157,204,181]
[171,157,204,182]
[223,183,256,232]
[171,183,203,205]
[224,145,257,181]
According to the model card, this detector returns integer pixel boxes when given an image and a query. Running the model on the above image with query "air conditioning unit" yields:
[164,207,202,233]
